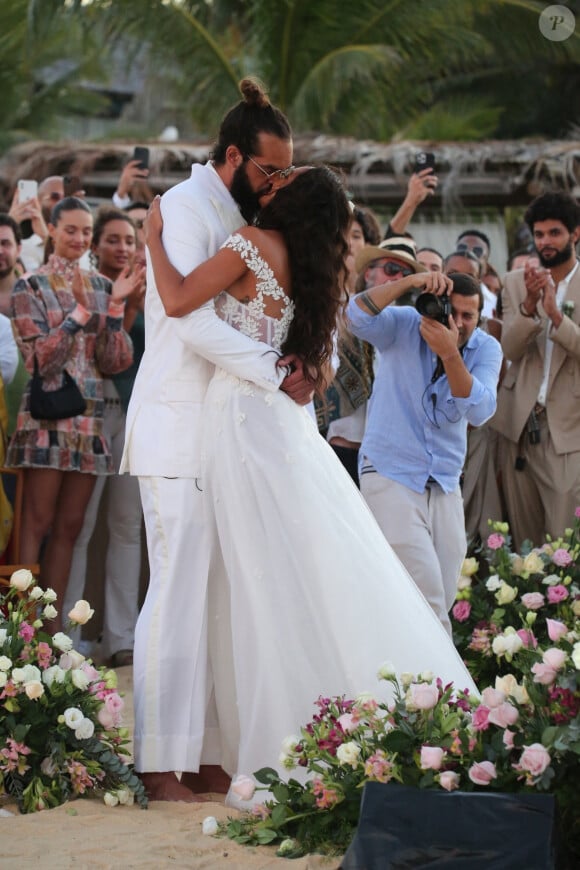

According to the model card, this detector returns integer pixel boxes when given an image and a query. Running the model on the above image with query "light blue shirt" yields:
[347,299,503,494]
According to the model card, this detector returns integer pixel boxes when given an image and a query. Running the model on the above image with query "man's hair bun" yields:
[239,77,271,109]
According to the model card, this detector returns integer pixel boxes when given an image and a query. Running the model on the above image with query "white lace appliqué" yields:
[214,233,294,351]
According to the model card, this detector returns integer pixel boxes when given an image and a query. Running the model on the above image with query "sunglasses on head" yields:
[457,241,486,259]
[371,260,414,279]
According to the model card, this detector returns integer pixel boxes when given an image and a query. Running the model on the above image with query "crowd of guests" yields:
[0,151,578,661]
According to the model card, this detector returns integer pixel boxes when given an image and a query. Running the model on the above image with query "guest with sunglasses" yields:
[455,229,497,319]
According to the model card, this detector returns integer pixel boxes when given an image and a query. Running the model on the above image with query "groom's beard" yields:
[230,163,263,224]
[536,238,574,269]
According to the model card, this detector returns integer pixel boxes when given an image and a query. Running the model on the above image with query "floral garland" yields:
[0,570,147,813]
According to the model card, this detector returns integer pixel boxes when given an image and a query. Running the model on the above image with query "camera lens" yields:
[415,293,443,319]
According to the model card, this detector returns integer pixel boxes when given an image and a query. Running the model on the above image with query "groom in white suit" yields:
[121,81,310,801]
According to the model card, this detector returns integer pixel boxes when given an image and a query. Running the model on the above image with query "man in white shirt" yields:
[491,191,580,549]
[121,80,311,802]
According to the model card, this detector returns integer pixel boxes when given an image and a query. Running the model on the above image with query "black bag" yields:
[341,782,557,870]
[29,358,87,420]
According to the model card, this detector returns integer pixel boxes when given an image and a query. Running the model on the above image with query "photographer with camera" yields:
[347,270,502,635]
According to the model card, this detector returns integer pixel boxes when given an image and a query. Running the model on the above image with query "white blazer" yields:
[120,162,284,478]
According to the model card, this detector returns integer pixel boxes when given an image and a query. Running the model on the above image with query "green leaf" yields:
[253,767,279,785]
[384,730,414,753]
[255,828,279,845]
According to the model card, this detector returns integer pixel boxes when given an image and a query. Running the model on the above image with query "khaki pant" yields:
[499,415,580,551]
[361,473,466,636]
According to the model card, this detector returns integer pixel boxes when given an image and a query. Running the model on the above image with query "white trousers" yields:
[134,476,223,773]
[361,474,466,635]
[65,400,142,656]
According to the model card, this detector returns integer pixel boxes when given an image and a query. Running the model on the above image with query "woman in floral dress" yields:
[7,196,140,630]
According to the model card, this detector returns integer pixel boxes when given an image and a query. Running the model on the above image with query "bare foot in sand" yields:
[181,766,231,795]
[140,772,209,802]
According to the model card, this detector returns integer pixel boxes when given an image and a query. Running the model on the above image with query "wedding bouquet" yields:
[0,570,147,813]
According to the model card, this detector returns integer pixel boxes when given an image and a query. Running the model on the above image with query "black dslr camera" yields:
[415,292,451,326]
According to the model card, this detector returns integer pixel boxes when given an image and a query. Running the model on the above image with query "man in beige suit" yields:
[492,191,580,550]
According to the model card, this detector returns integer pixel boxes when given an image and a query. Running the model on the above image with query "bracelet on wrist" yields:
[359,291,382,316]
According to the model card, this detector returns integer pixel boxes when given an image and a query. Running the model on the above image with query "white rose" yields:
[42,604,58,620]
[24,680,44,700]
[572,599,580,617]
[336,741,361,768]
[71,669,90,691]
[572,642,580,670]
[419,670,434,683]
[457,575,472,591]
[29,587,44,601]
[496,583,518,606]
[59,650,85,670]
[280,735,300,755]
[486,575,501,591]
[0,656,12,671]
[42,665,66,687]
[400,672,415,690]
[0,628,6,645]
[67,600,94,626]
[278,839,298,856]
[52,632,73,652]
[202,816,219,835]
[0,672,7,688]
[9,569,34,591]
[523,552,545,574]
[63,707,84,729]
[461,557,479,576]
[104,792,119,807]
[117,788,133,806]
[542,574,561,587]
[377,661,397,680]
[75,717,95,740]
[20,664,41,683]
[43,588,57,603]
[495,674,529,705]
[11,667,25,684]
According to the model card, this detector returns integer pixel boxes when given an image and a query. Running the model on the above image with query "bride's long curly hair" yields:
[255,166,350,392]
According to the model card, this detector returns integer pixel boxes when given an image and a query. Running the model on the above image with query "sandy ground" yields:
[0,666,342,870]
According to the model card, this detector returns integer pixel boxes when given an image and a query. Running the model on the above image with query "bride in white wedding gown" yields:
[145,167,477,805]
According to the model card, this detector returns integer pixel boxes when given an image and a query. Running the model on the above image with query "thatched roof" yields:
[2,136,580,212]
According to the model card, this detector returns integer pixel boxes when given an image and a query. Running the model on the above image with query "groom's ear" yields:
[226,145,243,170]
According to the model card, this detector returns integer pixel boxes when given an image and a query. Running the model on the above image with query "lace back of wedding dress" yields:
[215,233,294,352]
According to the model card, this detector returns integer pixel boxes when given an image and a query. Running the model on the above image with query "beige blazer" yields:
[490,265,580,454]
[120,162,284,478]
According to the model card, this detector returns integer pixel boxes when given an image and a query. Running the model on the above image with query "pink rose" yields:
[516,629,537,649]
[488,702,519,728]
[518,744,551,777]
[543,648,567,670]
[439,771,460,792]
[487,533,505,550]
[452,601,471,622]
[552,549,572,567]
[546,619,568,642]
[231,774,256,802]
[503,729,515,750]
[531,662,557,685]
[468,761,497,786]
[420,746,445,770]
[481,687,505,709]
[338,713,357,733]
[575,506,580,518]
[547,585,569,604]
[521,592,545,610]
[409,682,439,710]
[104,692,124,715]
[97,707,115,730]
[471,705,491,731]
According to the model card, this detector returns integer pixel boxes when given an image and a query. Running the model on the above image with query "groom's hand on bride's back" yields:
[278,354,316,405]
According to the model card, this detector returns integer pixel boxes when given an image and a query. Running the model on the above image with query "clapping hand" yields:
[111,263,147,304]
[71,265,91,309]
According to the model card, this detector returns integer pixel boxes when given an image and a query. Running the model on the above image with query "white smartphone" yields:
[18,179,38,202]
